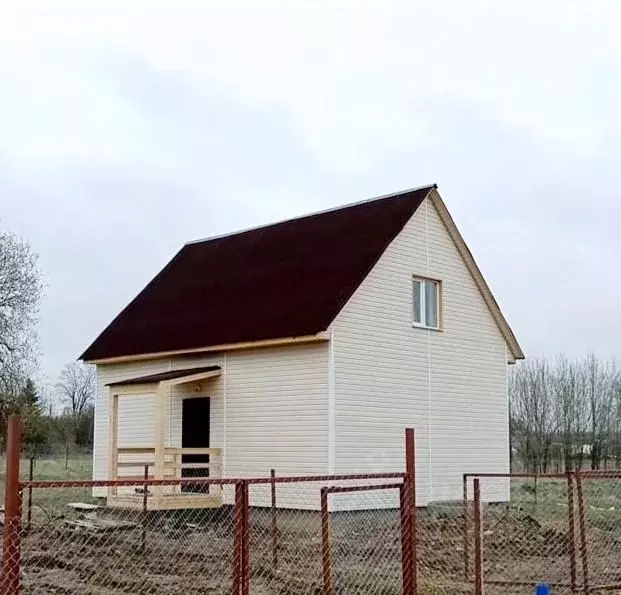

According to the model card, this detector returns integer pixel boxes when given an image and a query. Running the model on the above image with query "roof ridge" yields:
[185,183,436,246]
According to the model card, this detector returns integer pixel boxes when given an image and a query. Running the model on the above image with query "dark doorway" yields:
[181,397,210,493]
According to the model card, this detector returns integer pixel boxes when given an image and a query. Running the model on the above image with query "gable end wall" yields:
[331,197,510,504]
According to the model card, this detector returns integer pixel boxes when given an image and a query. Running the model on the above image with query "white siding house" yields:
[84,185,522,509]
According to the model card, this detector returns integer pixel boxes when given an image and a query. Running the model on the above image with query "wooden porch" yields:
[106,366,223,510]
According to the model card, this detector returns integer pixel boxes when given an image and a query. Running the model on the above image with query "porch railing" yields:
[109,446,222,500]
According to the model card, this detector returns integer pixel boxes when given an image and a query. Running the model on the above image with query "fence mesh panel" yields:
[475,475,577,594]
[18,481,237,594]
[4,474,412,594]
[577,472,621,592]
[6,440,621,594]
[248,481,323,593]
[328,484,403,594]
[417,500,471,593]
[247,478,406,594]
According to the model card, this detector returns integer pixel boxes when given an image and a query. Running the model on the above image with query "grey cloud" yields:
[1,55,348,382]
[327,97,621,360]
[3,31,621,388]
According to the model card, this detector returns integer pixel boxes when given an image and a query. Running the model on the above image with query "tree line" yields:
[2,364,95,458]
[0,229,95,458]
[510,354,621,473]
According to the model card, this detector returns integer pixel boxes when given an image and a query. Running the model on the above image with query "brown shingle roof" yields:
[81,185,435,361]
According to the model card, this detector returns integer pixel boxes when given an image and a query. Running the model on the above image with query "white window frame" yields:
[412,276,441,330]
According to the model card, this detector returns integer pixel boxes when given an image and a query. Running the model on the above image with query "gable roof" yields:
[81,185,435,362]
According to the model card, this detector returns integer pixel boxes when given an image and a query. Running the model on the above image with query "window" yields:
[413,277,440,329]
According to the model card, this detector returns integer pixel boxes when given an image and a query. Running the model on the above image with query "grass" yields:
[510,476,621,527]
[0,454,95,516]
[0,453,93,482]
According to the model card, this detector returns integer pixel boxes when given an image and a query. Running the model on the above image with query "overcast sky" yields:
[1,1,621,385]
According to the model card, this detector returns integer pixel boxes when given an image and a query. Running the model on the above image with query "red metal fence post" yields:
[405,428,417,594]
[473,478,484,595]
[241,480,250,595]
[575,472,590,594]
[463,473,469,581]
[1,414,22,595]
[400,483,413,594]
[232,482,243,595]
[320,488,333,595]
[232,480,250,595]
[270,469,278,570]
[566,471,577,592]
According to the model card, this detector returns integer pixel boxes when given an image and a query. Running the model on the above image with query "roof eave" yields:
[428,188,524,363]
[82,332,331,365]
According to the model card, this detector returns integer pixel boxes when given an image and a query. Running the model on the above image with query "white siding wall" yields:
[426,200,509,502]
[93,344,329,507]
[225,343,329,509]
[331,197,509,506]
[116,394,156,453]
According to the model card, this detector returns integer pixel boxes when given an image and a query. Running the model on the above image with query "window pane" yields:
[413,280,422,323]
[424,281,438,327]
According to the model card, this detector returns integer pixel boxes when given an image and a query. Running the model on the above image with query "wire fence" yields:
[462,471,621,594]
[243,479,409,593]
[417,499,471,593]
[7,481,621,594]
[577,471,621,592]
[19,482,237,594]
[466,473,578,594]
[5,475,414,595]
[3,414,621,594]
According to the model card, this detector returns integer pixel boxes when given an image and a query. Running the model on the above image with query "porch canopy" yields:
[106,365,222,506]
[107,365,221,387]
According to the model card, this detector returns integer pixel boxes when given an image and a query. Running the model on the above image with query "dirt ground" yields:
[20,507,403,594]
[15,494,621,594]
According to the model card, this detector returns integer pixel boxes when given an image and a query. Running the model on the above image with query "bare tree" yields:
[56,362,96,466]
[510,359,557,473]
[609,370,621,468]
[597,359,620,468]
[0,231,43,394]
[584,354,617,469]
[56,362,96,421]
[511,354,621,473]
[553,355,588,471]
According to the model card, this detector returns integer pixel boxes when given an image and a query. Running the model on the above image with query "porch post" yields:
[154,382,166,505]
[107,391,119,498]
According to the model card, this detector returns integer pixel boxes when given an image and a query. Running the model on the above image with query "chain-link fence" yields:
[467,473,578,594]
[245,478,409,594]
[5,408,621,595]
[12,471,621,594]
[462,471,621,594]
[10,479,240,594]
[0,418,420,595]
[2,472,416,594]
[417,499,471,593]
[577,470,621,592]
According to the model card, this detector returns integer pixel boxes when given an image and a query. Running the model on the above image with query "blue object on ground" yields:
[535,585,550,595]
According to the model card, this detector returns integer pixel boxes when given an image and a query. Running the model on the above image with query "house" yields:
[81,184,523,510]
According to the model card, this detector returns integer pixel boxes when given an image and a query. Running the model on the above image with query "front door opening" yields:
[181,396,210,494]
